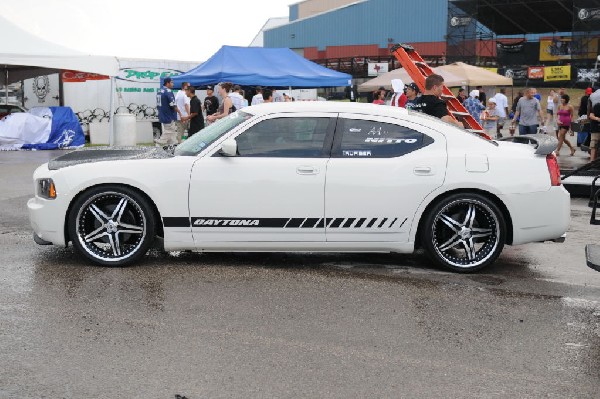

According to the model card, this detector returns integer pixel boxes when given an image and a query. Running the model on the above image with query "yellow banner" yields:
[544,66,571,82]
[540,39,572,61]
[481,67,498,73]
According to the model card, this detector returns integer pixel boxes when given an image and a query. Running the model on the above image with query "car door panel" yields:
[325,114,447,242]
[188,113,336,245]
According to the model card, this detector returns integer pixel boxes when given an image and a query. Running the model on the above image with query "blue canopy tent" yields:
[171,46,351,88]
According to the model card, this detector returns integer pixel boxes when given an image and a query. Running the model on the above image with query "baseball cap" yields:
[163,77,172,84]
[405,82,420,93]
[586,87,593,95]
[206,85,213,90]
[488,98,496,103]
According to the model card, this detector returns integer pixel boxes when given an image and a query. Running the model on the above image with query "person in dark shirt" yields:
[412,74,462,127]
[203,85,219,118]
[476,85,486,105]
[186,87,204,137]
[588,100,600,161]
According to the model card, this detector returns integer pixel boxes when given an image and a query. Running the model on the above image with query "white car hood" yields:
[48,146,173,170]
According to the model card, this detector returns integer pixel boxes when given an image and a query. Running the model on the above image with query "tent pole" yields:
[109,76,115,146]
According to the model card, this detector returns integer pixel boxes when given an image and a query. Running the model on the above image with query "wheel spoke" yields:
[84,225,108,242]
[118,222,144,233]
[112,198,129,222]
[471,227,493,239]
[107,233,120,257]
[439,214,461,232]
[438,234,463,251]
[463,238,477,260]
[89,204,110,223]
[463,204,476,228]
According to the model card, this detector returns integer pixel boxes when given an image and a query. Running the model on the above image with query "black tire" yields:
[420,193,506,273]
[67,185,155,267]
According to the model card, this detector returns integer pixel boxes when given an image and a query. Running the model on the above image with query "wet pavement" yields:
[1,150,599,398]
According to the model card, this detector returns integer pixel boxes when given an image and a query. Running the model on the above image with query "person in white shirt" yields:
[174,82,190,142]
[229,85,245,111]
[492,88,509,137]
[251,86,264,106]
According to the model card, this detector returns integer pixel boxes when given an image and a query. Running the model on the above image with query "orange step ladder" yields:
[390,43,490,139]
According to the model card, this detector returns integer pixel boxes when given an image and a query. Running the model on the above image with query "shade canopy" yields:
[358,67,468,92]
[435,62,513,86]
[0,16,119,83]
[172,46,352,87]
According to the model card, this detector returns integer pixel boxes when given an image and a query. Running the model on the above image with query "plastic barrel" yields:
[114,113,137,146]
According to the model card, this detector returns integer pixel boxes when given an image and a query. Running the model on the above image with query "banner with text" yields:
[544,66,571,82]
[528,66,544,79]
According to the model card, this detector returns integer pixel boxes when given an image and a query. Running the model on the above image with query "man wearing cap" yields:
[251,86,264,106]
[203,85,219,122]
[404,82,420,110]
[155,77,179,145]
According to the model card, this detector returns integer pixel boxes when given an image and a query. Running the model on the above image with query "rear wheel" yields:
[68,185,155,266]
[421,193,506,272]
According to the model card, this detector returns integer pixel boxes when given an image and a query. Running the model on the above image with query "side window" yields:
[335,118,433,158]
[235,117,333,157]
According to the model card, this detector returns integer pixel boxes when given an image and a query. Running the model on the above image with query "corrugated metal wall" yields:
[296,0,362,20]
[265,0,448,50]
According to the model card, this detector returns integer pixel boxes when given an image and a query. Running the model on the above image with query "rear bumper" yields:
[500,186,570,245]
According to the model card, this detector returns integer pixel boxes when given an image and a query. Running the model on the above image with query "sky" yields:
[3,0,292,62]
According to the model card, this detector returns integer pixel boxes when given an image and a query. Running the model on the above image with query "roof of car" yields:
[242,101,409,118]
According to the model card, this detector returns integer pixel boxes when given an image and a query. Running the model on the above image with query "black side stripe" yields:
[164,217,407,229]
[366,218,378,228]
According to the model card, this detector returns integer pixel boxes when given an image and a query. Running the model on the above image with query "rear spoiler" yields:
[497,134,557,155]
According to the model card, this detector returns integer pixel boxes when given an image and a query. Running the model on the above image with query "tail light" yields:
[546,153,561,186]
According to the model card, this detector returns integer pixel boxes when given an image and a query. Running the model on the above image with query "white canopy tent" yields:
[0,16,120,144]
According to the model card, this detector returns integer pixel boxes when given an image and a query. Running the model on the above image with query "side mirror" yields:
[220,139,237,156]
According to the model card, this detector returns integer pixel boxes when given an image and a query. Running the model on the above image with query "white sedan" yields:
[28,102,569,272]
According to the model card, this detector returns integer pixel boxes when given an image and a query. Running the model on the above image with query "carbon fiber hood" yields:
[48,146,174,170]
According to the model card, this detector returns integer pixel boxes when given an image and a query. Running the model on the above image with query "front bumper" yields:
[28,196,67,246]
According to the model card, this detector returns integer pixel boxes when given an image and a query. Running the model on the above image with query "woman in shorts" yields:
[555,94,576,156]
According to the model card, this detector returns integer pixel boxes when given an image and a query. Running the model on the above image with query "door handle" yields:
[413,166,433,175]
[297,166,319,175]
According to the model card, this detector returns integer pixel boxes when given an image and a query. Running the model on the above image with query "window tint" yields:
[336,118,433,158]
[235,117,332,157]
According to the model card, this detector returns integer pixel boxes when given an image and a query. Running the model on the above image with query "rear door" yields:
[324,114,447,242]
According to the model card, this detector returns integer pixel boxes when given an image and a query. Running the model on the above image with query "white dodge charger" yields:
[28,102,569,272]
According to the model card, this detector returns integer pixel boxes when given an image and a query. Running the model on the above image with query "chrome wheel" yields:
[69,187,154,266]
[422,194,505,272]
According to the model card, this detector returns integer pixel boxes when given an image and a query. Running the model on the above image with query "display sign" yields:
[503,67,528,80]
[539,38,572,61]
[62,70,109,83]
[577,68,600,82]
[368,62,389,77]
[528,66,544,79]
[544,66,571,82]
[496,41,525,53]
[578,7,600,21]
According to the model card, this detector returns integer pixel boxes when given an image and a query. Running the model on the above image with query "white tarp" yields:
[0,113,51,150]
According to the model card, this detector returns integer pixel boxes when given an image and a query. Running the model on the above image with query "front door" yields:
[189,114,336,245]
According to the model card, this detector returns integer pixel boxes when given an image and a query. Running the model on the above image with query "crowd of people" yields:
[154,79,294,145]
[371,76,598,159]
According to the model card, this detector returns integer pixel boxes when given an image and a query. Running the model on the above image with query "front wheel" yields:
[68,185,156,266]
[421,193,506,272]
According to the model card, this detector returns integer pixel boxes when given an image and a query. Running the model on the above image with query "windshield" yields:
[174,111,253,156]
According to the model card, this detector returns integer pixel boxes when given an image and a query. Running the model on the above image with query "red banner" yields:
[62,70,110,82]
[528,66,544,79]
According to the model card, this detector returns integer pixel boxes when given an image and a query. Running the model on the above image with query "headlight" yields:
[37,178,56,199]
